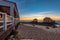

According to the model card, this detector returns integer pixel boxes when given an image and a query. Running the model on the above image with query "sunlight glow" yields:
[20,16,60,21]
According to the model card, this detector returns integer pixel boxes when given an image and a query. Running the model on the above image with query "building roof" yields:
[1,0,19,18]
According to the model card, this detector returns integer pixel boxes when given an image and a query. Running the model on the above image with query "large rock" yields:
[31,18,38,24]
[43,17,55,23]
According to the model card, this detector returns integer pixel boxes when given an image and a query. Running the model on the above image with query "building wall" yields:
[0,0,14,16]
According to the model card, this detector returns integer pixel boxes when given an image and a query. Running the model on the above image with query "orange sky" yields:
[20,16,60,21]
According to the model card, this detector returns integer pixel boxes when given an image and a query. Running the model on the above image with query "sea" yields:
[20,20,60,24]
[55,21,60,24]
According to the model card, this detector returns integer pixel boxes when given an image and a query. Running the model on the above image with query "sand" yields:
[17,24,60,40]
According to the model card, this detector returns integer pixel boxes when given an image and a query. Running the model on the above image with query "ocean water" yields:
[20,20,60,24]
[56,21,60,24]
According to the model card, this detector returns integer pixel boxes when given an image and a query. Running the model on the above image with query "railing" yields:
[0,12,14,31]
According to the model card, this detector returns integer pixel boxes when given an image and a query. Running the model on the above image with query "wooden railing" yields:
[0,12,14,31]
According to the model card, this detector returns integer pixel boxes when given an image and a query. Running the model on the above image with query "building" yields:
[0,0,20,40]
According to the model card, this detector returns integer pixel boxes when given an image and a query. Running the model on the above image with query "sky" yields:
[9,0,60,21]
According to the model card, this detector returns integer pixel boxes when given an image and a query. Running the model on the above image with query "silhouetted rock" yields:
[43,17,55,23]
[43,17,56,28]
[31,18,38,24]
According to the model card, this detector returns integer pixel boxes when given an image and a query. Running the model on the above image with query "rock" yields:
[43,17,55,23]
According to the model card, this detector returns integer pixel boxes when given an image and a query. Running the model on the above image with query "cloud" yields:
[20,11,60,20]
[20,11,60,18]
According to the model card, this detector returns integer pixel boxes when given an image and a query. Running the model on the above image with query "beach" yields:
[16,23,60,40]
